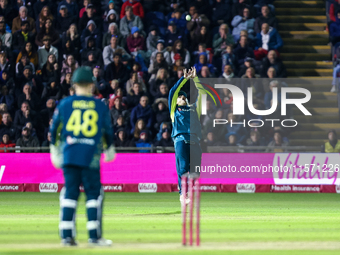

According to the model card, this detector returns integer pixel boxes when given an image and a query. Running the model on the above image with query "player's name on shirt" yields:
[72,100,96,109]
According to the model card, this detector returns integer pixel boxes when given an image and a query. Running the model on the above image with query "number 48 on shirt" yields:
[66,109,99,137]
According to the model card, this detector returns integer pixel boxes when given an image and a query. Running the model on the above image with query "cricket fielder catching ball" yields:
[50,66,116,246]
[168,67,205,204]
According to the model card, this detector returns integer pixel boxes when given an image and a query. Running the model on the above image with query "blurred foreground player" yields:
[50,66,116,246]
[169,67,205,205]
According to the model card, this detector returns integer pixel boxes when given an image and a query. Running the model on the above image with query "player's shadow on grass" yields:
[134,211,181,216]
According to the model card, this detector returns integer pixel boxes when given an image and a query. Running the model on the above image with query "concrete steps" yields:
[304,100,337,107]
[279,23,326,31]
[280,31,329,39]
[282,38,329,45]
[288,81,332,91]
[297,123,340,131]
[281,45,330,54]
[276,8,325,15]
[275,1,324,8]
[293,107,338,115]
[277,15,327,23]
[283,61,332,69]
[281,53,330,61]
[286,68,332,76]
[289,139,325,146]
[294,115,339,123]
[290,131,330,139]
[290,92,336,100]
[287,77,332,81]
[269,1,335,148]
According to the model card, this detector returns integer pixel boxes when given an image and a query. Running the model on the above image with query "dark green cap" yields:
[178,91,187,98]
[71,66,96,84]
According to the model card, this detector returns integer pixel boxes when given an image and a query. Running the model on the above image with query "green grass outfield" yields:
[1,193,340,255]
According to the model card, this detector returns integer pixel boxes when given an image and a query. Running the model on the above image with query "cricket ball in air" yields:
[186,15,191,21]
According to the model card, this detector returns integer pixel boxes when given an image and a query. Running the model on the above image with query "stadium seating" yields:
[0,0,337,152]
[276,0,337,147]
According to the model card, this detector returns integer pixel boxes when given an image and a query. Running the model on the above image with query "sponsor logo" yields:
[272,185,292,192]
[272,185,320,192]
[336,185,340,194]
[200,185,217,191]
[292,186,320,192]
[272,153,340,185]
[0,185,19,191]
[39,183,58,193]
[0,165,5,182]
[236,183,256,193]
[66,136,95,145]
[138,183,157,193]
[79,185,123,192]
[103,185,122,191]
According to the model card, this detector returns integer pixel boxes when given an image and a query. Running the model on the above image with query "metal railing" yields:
[0,145,322,153]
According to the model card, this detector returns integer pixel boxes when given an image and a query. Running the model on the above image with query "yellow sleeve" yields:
[193,76,207,120]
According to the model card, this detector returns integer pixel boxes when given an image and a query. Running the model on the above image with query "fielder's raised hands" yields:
[183,68,193,79]
[191,66,197,79]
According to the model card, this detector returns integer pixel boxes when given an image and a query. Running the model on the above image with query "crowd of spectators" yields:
[0,0,288,152]
[329,0,340,92]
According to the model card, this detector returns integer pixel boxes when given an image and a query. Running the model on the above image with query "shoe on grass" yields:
[88,238,112,247]
[61,237,77,246]
[180,194,190,205]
